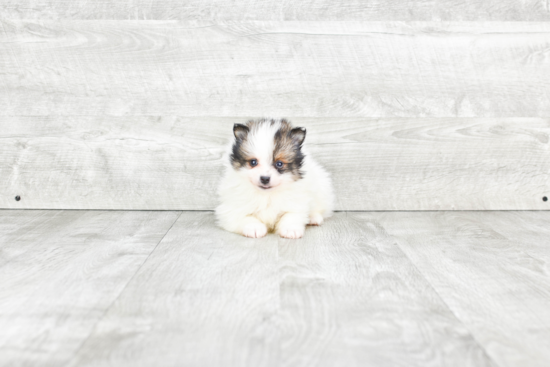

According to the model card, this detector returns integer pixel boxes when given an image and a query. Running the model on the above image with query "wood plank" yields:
[376,211,550,367]
[3,210,546,366]
[0,116,228,210]
[1,0,549,21]
[0,210,180,367]
[67,212,280,367]
[2,21,550,117]
[0,210,68,267]
[278,212,496,367]
[1,116,548,210]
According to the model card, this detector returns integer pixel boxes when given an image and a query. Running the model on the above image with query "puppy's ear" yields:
[290,127,306,146]
[233,123,249,141]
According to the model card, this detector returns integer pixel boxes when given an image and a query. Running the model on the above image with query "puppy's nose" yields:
[260,176,270,185]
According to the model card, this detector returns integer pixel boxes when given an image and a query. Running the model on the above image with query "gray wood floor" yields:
[1,210,549,367]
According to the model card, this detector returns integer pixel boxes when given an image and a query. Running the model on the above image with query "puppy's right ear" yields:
[233,124,249,140]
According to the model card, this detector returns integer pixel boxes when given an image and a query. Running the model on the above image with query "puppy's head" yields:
[230,118,306,190]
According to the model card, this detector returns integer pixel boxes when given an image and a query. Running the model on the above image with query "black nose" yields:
[260,176,270,185]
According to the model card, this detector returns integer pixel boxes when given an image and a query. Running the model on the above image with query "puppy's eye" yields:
[275,161,284,168]
[250,159,258,167]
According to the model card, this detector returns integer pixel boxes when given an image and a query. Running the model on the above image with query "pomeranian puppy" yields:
[215,118,334,239]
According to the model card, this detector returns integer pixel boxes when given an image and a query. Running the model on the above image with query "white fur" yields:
[215,120,334,239]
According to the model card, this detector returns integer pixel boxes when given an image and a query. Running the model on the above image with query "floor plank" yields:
[376,211,550,367]
[2,211,548,366]
[278,212,496,367]
[67,212,280,367]
[0,210,74,267]
[0,210,180,367]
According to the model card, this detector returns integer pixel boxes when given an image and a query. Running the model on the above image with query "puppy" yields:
[215,118,334,239]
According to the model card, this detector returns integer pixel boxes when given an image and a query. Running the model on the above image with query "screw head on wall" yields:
[15,196,21,201]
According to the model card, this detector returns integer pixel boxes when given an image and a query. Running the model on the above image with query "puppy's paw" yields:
[279,226,305,239]
[308,213,324,226]
[242,222,268,238]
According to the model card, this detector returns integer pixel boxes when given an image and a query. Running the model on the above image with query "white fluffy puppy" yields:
[215,118,334,239]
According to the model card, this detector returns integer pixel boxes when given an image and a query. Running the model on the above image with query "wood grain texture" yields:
[0,210,66,267]
[2,210,549,366]
[0,116,228,210]
[67,212,280,367]
[0,210,180,367]
[2,21,550,117]
[1,0,549,20]
[376,211,550,367]
[278,212,496,367]
[1,116,549,210]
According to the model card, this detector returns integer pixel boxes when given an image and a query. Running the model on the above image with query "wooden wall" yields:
[1,4,549,210]
[2,1,550,20]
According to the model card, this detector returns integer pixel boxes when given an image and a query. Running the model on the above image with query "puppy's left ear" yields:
[290,127,306,146]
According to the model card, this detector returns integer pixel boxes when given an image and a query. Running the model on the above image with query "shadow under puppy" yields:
[216,118,334,239]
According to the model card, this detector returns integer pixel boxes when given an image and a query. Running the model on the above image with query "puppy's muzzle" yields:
[260,176,270,185]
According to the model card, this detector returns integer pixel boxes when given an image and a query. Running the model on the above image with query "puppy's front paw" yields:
[242,222,268,238]
[308,213,324,226]
[279,226,305,239]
